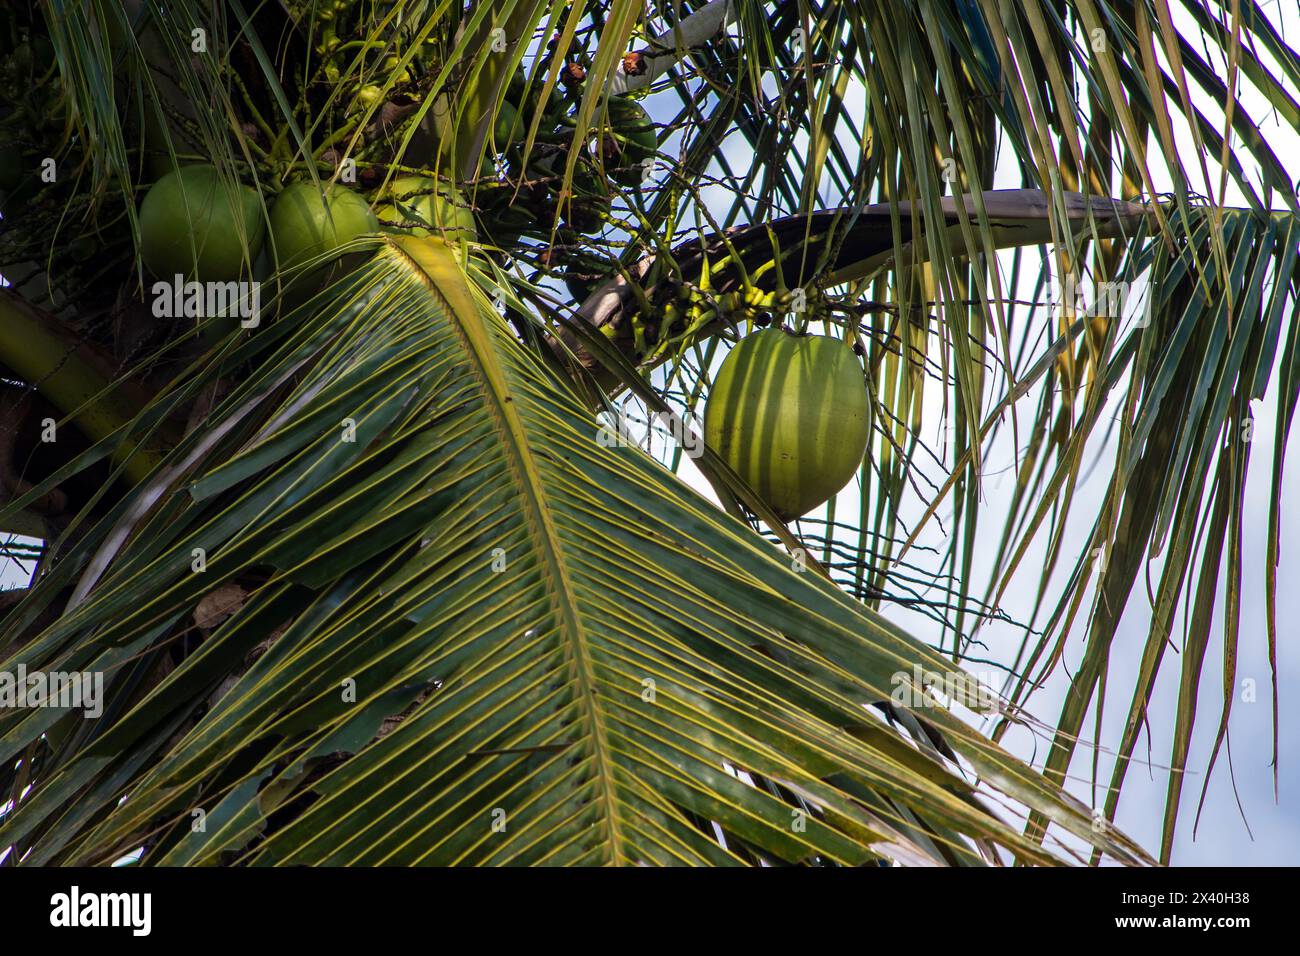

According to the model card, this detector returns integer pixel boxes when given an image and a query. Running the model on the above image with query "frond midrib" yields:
[391,237,628,865]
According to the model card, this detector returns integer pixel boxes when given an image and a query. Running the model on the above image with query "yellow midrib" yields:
[392,236,626,864]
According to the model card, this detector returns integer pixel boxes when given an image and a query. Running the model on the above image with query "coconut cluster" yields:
[136,165,485,286]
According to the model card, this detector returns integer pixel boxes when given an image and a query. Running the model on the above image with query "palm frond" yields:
[0,237,1150,865]
[5,0,1298,865]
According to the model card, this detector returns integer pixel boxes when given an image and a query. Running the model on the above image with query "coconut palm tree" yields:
[0,0,1295,866]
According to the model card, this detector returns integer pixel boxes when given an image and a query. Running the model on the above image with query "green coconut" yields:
[509,66,564,121]
[604,97,656,185]
[139,165,265,281]
[373,175,476,244]
[559,161,610,235]
[507,66,528,104]
[704,328,870,520]
[268,180,377,269]
[492,100,524,150]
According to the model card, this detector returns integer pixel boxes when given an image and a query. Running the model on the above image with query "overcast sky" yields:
[667,2,1300,865]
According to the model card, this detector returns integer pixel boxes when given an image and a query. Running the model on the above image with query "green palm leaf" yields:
[0,237,1148,865]
[6,0,1297,867]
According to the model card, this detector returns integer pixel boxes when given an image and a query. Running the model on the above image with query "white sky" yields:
[650,2,1300,864]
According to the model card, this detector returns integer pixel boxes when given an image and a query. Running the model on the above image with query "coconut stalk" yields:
[558,188,1153,387]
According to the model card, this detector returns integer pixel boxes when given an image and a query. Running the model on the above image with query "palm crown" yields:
[0,0,1296,866]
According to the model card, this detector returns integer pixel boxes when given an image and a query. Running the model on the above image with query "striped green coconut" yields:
[704,328,870,519]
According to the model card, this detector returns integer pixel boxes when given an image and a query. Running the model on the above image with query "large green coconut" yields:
[139,165,265,281]
[704,328,870,520]
[372,175,476,244]
[268,180,377,269]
